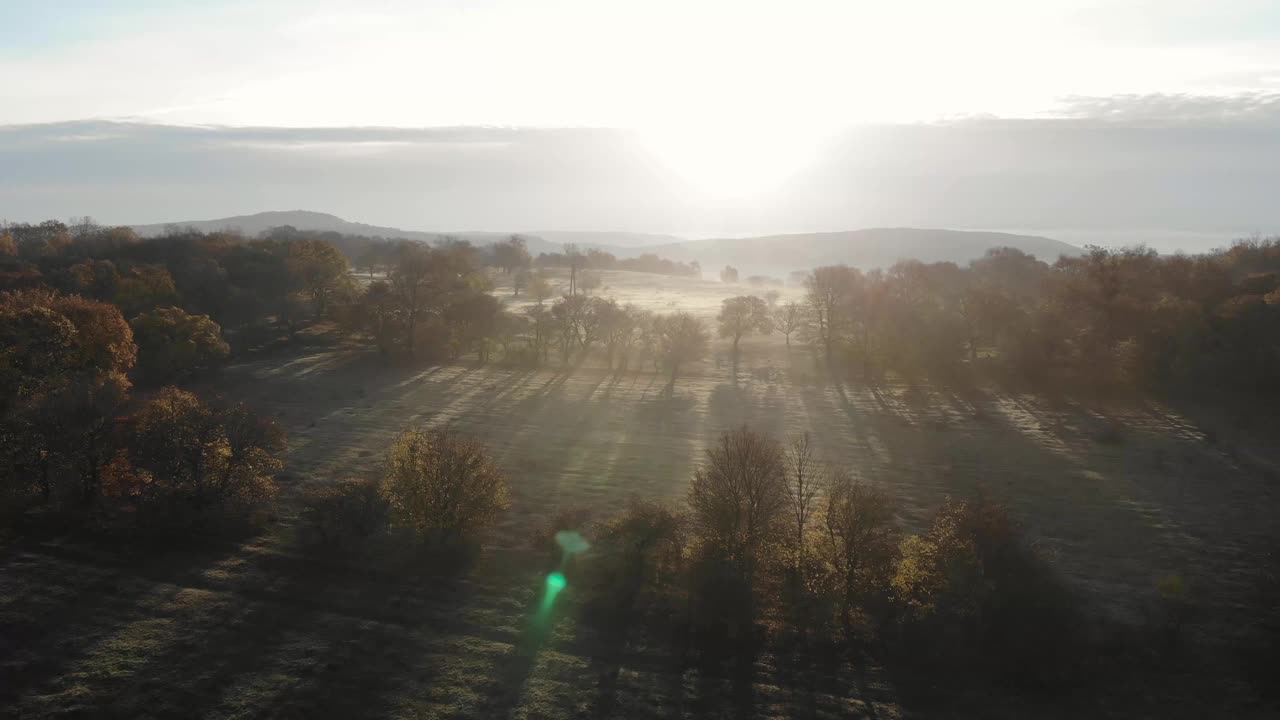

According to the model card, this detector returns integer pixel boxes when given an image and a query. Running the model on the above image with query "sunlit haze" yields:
[5,0,1280,239]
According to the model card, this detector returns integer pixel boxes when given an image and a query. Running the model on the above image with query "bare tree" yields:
[772,300,806,348]
[822,470,897,624]
[689,426,787,575]
[805,265,862,366]
[564,243,583,296]
[783,433,825,564]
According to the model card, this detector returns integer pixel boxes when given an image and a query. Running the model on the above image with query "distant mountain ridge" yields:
[130,211,1082,274]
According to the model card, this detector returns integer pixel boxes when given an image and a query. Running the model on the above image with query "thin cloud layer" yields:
[2,111,1279,250]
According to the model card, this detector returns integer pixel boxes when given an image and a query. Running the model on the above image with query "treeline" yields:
[0,220,354,373]
[534,245,702,278]
[348,237,712,378]
[768,241,1280,404]
[299,423,1087,695]
[0,286,285,528]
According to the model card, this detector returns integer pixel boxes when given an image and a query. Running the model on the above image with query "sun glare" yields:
[639,119,831,199]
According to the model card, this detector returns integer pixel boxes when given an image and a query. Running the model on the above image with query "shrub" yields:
[382,426,509,544]
[301,478,390,550]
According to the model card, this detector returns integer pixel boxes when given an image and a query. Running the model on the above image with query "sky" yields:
[4,0,1280,248]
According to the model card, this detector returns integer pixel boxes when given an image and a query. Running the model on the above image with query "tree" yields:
[822,471,897,626]
[783,433,825,567]
[286,238,350,318]
[525,304,554,365]
[717,295,772,375]
[356,247,382,277]
[445,293,503,362]
[0,230,16,257]
[564,243,583,296]
[382,426,510,544]
[130,307,230,384]
[772,301,805,348]
[512,268,529,297]
[720,265,739,283]
[493,235,531,274]
[656,312,708,388]
[360,280,398,354]
[805,265,861,366]
[578,270,602,295]
[129,387,283,514]
[599,301,639,370]
[0,291,136,504]
[114,263,178,317]
[688,426,787,576]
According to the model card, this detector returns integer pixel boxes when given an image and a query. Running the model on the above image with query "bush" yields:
[301,478,390,550]
[382,426,509,544]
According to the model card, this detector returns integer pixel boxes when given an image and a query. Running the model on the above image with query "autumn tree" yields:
[717,295,772,375]
[130,306,230,384]
[382,426,510,544]
[129,387,283,515]
[113,264,180,317]
[0,230,16,257]
[0,290,136,503]
[286,238,351,318]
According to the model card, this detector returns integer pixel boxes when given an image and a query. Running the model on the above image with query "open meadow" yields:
[3,269,1277,718]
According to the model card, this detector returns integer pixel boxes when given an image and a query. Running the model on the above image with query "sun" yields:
[638,118,830,200]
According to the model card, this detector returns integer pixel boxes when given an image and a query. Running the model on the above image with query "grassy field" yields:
[3,270,1277,718]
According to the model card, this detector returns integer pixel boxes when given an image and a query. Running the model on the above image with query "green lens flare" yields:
[546,571,567,592]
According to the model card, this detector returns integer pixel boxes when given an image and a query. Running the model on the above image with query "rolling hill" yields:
[129,211,1081,274]
[643,228,1082,276]
[129,211,572,256]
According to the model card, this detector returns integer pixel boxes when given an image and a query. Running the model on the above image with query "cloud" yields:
[2,114,1279,249]
[1053,92,1280,126]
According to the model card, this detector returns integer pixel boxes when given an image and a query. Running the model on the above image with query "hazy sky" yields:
[4,0,1280,247]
